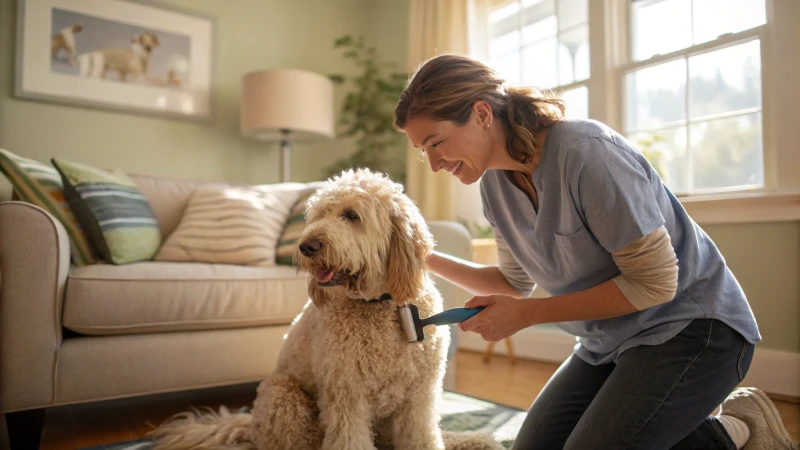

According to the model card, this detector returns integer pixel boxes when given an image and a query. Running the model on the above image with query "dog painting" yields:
[50,8,188,89]
[16,0,214,121]
[146,170,504,450]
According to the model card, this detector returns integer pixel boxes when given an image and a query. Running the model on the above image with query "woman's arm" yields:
[459,279,637,342]
[460,226,679,341]
[427,251,523,298]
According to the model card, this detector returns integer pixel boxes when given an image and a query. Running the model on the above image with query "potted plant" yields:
[325,35,409,184]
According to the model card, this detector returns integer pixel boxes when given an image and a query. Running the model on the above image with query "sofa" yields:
[0,172,474,448]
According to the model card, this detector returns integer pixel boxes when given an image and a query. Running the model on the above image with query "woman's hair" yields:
[394,54,566,163]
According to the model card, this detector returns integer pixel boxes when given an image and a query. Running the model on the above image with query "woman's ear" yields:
[386,196,434,306]
[472,100,493,127]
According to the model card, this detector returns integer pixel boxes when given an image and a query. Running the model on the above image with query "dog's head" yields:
[72,23,83,33]
[295,169,434,308]
[132,32,160,52]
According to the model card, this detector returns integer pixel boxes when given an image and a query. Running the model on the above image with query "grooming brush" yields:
[398,304,486,342]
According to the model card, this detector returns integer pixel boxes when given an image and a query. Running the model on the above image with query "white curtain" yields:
[404,0,492,221]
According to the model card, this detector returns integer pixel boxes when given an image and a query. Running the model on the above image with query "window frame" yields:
[621,27,767,196]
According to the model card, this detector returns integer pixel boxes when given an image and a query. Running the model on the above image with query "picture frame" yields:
[14,0,216,122]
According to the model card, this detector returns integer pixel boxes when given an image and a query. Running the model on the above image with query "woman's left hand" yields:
[459,295,534,342]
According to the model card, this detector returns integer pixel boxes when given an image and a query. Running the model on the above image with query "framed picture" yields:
[14,0,215,122]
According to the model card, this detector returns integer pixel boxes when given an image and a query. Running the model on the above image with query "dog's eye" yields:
[343,209,360,221]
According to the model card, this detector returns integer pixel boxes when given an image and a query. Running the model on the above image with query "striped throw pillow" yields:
[51,158,162,265]
[275,187,319,266]
[0,149,97,265]
[155,186,300,266]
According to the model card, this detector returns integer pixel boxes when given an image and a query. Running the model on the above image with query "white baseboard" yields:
[741,348,800,398]
[457,327,800,398]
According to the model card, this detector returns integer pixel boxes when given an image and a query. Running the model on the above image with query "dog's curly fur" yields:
[147,169,503,450]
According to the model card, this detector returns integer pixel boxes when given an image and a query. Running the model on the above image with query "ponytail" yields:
[503,86,566,163]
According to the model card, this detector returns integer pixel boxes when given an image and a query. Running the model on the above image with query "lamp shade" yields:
[240,69,335,141]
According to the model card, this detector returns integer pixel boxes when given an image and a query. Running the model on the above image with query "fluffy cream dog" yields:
[148,169,502,450]
[78,32,160,83]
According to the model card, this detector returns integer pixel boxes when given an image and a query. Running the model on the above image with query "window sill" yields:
[677,191,800,225]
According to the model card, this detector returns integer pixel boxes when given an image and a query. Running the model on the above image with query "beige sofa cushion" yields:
[63,262,310,335]
[155,186,301,266]
[128,173,232,238]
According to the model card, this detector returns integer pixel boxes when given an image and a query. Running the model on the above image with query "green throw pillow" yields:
[0,149,97,266]
[275,187,319,266]
[51,158,162,265]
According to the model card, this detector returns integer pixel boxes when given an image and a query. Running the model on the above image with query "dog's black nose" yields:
[299,239,322,257]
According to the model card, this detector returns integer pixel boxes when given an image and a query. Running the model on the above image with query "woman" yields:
[394,54,796,450]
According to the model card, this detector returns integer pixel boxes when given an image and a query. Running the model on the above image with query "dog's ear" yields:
[387,196,434,306]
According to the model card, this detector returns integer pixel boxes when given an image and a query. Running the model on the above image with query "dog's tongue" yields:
[315,269,336,283]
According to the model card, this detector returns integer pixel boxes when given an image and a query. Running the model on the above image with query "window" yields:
[624,0,766,195]
[488,0,590,120]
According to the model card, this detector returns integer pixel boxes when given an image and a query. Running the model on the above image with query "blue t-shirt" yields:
[480,119,761,365]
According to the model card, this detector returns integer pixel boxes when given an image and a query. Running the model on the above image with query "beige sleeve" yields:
[611,225,679,310]
[494,227,537,297]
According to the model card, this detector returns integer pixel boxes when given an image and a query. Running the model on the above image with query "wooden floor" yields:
[34,350,799,449]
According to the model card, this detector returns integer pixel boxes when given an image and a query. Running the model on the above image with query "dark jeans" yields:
[511,319,755,450]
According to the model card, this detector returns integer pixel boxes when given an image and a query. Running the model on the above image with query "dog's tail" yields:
[442,431,507,450]
[146,405,255,450]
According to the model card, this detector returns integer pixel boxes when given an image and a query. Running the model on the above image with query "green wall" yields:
[0,0,409,197]
[703,221,800,353]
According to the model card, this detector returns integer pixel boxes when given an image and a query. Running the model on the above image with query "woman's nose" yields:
[427,150,442,172]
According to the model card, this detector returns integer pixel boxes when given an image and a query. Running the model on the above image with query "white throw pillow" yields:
[155,186,301,266]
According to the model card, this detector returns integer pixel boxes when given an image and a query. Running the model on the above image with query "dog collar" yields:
[362,293,392,303]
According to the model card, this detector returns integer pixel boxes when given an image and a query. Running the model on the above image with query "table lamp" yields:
[240,69,335,182]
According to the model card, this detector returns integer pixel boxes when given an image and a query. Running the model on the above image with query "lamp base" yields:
[279,129,291,182]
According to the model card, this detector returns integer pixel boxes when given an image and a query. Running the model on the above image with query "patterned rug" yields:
[80,391,527,449]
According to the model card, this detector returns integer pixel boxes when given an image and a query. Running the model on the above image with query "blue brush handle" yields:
[420,306,485,327]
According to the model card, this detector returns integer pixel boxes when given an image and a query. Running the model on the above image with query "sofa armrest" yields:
[427,220,473,310]
[0,202,70,412]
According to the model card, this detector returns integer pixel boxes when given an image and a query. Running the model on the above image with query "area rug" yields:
[80,390,527,449]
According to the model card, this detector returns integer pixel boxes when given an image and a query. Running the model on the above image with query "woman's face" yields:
[403,102,494,185]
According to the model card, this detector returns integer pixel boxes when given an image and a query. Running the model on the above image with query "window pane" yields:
[522,15,557,44]
[691,113,763,191]
[629,127,688,194]
[491,53,521,85]
[522,39,557,88]
[521,0,555,31]
[558,24,589,85]
[490,31,520,57]
[632,0,692,61]
[625,59,687,131]
[557,0,588,31]
[561,85,588,120]
[490,1,521,24]
[689,40,761,119]
[693,0,766,45]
